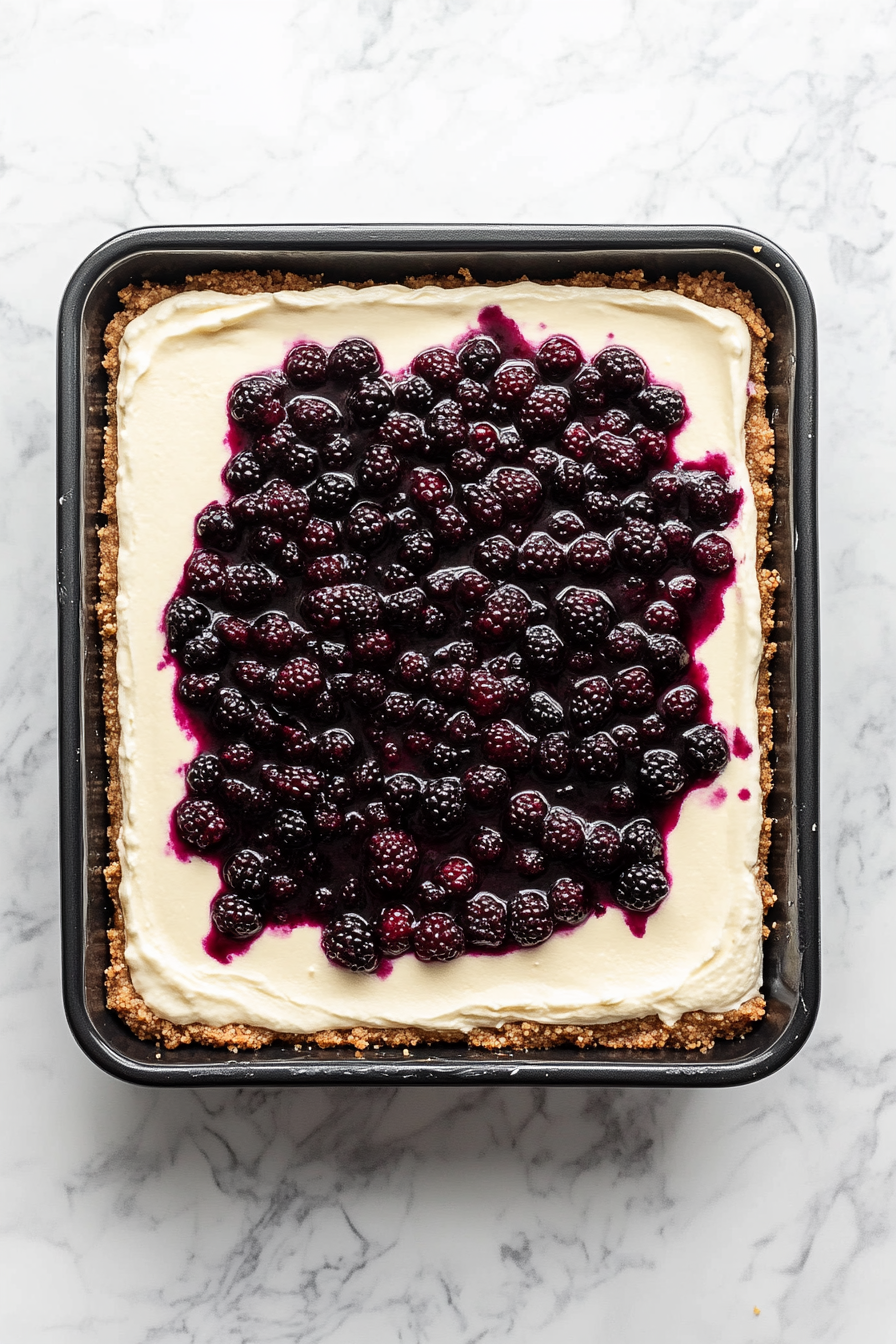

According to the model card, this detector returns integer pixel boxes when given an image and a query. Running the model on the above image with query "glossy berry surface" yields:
[168,317,742,970]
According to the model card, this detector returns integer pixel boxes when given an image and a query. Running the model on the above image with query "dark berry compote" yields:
[165,315,742,972]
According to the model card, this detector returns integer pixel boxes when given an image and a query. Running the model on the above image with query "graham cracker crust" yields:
[99,267,777,1055]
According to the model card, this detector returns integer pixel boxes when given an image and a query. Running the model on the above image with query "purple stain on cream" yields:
[732,728,753,759]
[738,788,751,801]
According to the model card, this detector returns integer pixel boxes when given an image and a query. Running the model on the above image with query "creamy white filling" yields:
[114,281,763,1032]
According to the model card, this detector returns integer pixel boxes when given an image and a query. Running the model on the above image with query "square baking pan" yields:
[57,224,818,1087]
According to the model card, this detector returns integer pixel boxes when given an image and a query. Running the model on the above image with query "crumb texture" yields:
[100,266,776,1054]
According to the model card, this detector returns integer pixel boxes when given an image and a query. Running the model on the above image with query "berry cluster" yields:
[167,319,738,971]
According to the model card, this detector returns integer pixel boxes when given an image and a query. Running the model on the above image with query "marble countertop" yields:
[1,1,892,1338]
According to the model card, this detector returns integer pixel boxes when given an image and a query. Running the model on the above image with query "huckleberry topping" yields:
[546,510,584,541]
[632,425,668,463]
[623,491,656,522]
[607,783,637,814]
[420,777,466,831]
[287,395,343,442]
[641,713,668,742]
[177,672,221,706]
[508,890,553,946]
[227,376,285,431]
[621,817,663,864]
[692,532,735,575]
[569,677,613,733]
[185,550,226,598]
[378,905,415,957]
[541,807,585,858]
[583,492,622,533]
[323,913,379,971]
[524,691,565,733]
[659,684,700,723]
[169,329,743,962]
[414,911,465,961]
[175,798,229,851]
[212,894,264,940]
[550,877,588,926]
[456,377,490,415]
[469,827,504,863]
[536,732,572,779]
[639,748,688,798]
[182,630,227,671]
[329,337,382,382]
[568,533,612,576]
[612,723,642,755]
[425,400,468,456]
[603,621,647,662]
[412,346,460,392]
[576,733,620,780]
[613,666,656,711]
[521,624,566,675]
[516,847,546,876]
[507,790,548,840]
[570,364,605,412]
[319,436,355,470]
[614,519,669,573]
[615,863,669,913]
[634,384,686,429]
[646,633,690,680]
[596,408,633,437]
[186,753,223,797]
[537,334,584,380]
[515,532,565,579]
[394,376,436,416]
[518,384,572,439]
[556,587,614,647]
[458,334,502,380]
[464,891,508,947]
[593,345,647,396]
[284,342,329,388]
[224,449,265,496]
[583,821,623,875]
[491,360,538,410]
[644,600,679,632]
[196,503,240,551]
[681,723,730,776]
[347,379,394,430]
[166,595,210,649]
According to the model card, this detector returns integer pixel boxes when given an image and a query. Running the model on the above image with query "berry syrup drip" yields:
[164,319,741,971]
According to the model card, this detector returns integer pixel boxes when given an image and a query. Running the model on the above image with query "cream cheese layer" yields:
[115,282,763,1032]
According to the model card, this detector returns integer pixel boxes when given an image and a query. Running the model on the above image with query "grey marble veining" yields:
[0,0,894,1338]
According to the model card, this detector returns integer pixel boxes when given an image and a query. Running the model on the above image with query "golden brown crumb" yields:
[100,266,776,1053]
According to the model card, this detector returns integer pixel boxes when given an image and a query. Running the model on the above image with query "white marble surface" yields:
[0,0,892,1338]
